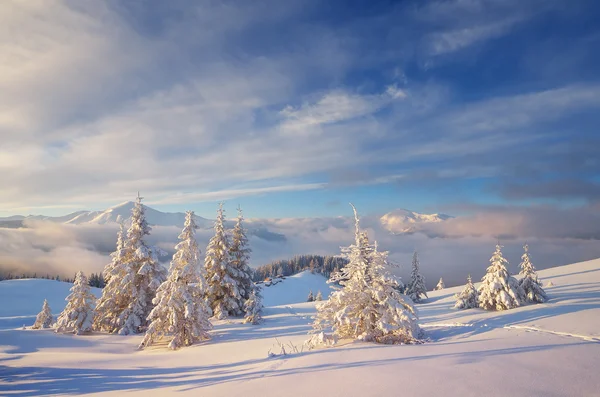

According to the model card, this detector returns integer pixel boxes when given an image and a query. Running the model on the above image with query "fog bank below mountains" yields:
[2,204,600,289]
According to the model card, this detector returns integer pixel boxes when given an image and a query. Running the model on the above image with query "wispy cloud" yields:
[280,85,406,132]
[147,183,327,205]
[426,17,520,55]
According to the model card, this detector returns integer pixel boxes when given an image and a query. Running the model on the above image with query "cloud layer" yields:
[2,202,600,288]
[1,0,598,215]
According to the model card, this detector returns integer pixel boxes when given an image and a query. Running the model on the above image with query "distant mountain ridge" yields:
[0,202,211,228]
[0,202,452,236]
[379,209,452,234]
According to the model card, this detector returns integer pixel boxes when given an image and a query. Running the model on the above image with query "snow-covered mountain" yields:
[379,209,452,234]
[0,202,451,234]
[2,202,211,228]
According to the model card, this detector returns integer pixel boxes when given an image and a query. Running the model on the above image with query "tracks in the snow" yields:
[422,322,600,343]
[503,325,600,343]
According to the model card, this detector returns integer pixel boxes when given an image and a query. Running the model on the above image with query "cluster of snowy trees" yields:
[31,271,97,334]
[0,271,105,287]
[1,273,73,282]
[31,197,263,350]
[455,244,547,311]
[204,204,255,319]
[306,290,323,302]
[312,205,421,344]
[94,195,168,335]
[253,255,348,281]
[87,273,106,288]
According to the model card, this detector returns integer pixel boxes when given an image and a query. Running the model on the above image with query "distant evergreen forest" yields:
[1,254,348,288]
[0,271,106,288]
[252,254,349,281]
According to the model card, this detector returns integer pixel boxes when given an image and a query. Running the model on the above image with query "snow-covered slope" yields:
[0,279,102,330]
[380,208,452,233]
[0,259,599,396]
[261,271,332,307]
[25,211,91,224]
[77,201,190,226]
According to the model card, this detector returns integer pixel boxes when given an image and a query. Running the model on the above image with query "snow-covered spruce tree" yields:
[406,251,428,303]
[435,277,445,291]
[229,206,254,309]
[478,245,524,311]
[140,211,212,350]
[94,216,131,332]
[315,290,323,301]
[454,275,479,310]
[518,244,547,304]
[32,299,53,329]
[307,290,314,302]
[95,195,166,335]
[312,205,420,344]
[205,203,240,319]
[243,285,263,325]
[55,271,96,334]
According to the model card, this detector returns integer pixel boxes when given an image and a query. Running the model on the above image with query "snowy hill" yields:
[0,279,102,330]
[380,209,452,233]
[0,259,599,396]
[261,271,332,307]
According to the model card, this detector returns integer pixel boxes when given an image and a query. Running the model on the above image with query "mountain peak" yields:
[380,208,452,234]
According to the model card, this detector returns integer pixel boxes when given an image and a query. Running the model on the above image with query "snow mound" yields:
[0,279,102,330]
[261,271,332,307]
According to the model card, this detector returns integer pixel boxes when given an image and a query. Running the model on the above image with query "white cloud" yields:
[147,183,327,205]
[0,0,597,215]
[280,85,406,132]
[426,18,519,55]
[0,1,150,139]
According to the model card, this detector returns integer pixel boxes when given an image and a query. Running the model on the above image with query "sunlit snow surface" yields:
[1,263,599,396]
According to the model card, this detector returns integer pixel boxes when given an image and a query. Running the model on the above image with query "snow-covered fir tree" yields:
[435,277,445,290]
[518,244,547,304]
[55,271,96,334]
[406,251,428,303]
[229,206,254,309]
[205,203,240,319]
[309,259,316,273]
[312,205,420,344]
[140,211,212,350]
[32,299,53,329]
[315,290,323,301]
[307,290,314,302]
[478,244,524,311]
[94,216,131,332]
[243,285,263,325]
[94,195,166,334]
[454,275,479,309]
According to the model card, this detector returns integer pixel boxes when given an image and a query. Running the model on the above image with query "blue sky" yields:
[1,0,599,219]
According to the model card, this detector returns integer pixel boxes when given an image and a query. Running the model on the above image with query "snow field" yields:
[0,261,599,396]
